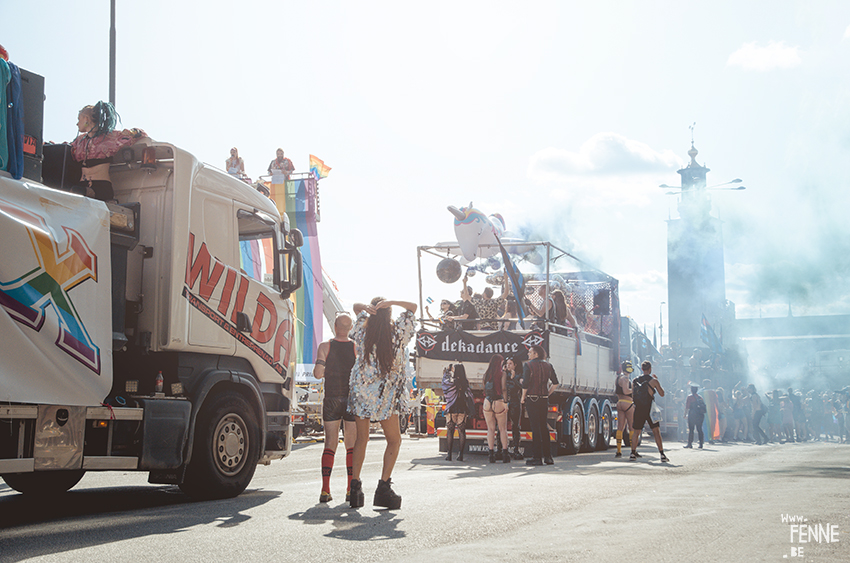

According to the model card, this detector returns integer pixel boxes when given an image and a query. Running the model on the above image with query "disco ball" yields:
[436,258,462,283]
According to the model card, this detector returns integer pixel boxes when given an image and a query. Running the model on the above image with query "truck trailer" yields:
[414,241,620,457]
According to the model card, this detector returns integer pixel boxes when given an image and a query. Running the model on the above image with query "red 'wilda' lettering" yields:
[185,233,224,301]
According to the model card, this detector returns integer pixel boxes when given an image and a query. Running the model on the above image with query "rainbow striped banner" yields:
[268,177,323,368]
[309,154,331,180]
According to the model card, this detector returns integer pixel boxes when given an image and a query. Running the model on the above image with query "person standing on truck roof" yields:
[70,101,146,201]
[483,354,511,463]
[268,148,294,181]
[442,363,474,461]
[629,361,669,463]
[314,312,357,504]
[521,345,558,466]
[505,356,525,459]
[615,360,635,458]
[225,147,245,176]
[347,297,417,510]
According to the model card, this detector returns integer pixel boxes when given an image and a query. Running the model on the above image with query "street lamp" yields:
[659,302,666,348]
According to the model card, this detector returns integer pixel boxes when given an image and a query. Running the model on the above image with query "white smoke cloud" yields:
[727,41,801,71]
[527,133,683,206]
[529,132,681,178]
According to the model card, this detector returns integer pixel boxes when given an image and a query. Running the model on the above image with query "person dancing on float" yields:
[347,297,417,509]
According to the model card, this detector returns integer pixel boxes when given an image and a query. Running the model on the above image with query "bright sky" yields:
[5,1,850,342]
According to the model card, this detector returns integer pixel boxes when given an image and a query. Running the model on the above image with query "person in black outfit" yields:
[447,285,478,330]
[314,313,357,503]
[442,363,474,461]
[630,361,669,463]
[684,384,705,449]
[505,356,525,459]
[521,345,558,466]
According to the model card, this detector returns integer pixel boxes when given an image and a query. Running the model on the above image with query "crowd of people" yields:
[672,381,850,447]
[424,274,583,335]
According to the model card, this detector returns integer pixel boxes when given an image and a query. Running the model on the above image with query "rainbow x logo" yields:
[0,198,101,374]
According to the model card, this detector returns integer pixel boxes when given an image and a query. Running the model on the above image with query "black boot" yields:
[374,478,402,509]
[445,422,455,461]
[349,478,364,508]
[489,449,496,463]
[502,448,511,463]
[457,425,466,461]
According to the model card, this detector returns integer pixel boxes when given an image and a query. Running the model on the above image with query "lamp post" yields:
[659,302,666,348]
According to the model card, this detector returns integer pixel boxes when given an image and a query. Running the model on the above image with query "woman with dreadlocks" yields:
[70,101,146,201]
[347,297,417,510]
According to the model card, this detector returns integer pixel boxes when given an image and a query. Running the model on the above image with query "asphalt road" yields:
[0,435,847,563]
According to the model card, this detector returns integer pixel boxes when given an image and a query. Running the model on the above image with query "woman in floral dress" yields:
[347,297,417,509]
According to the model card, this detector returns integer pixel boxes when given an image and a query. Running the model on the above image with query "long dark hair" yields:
[483,354,505,385]
[454,364,469,393]
[507,356,523,376]
[364,296,393,375]
[552,290,568,323]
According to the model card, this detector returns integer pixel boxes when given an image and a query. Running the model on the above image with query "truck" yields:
[414,241,620,456]
[0,69,303,499]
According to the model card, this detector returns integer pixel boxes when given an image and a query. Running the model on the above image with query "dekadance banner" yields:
[415,329,549,363]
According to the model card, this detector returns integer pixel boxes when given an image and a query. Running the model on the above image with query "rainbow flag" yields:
[309,154,331,180]
[267,176,323,370]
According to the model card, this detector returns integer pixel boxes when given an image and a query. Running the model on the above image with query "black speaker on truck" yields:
[20,68,45,183]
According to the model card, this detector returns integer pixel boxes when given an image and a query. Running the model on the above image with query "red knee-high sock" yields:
[346,447,354,490]
[321,448,335,493]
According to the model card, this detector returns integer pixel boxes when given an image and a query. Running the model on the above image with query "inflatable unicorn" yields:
[448,203,504,262]
[448,203,534,263]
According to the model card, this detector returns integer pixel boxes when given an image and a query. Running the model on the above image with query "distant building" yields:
[666,143,728,350]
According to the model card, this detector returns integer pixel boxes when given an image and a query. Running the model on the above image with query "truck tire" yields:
[179,392,260,500]
[583,404,599,451]
[597,404,612,450]
[561,401,583,455]
[292,424,302,440]
[2,470,85,495]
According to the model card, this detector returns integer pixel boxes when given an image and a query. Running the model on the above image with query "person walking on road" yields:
[347,297,417,510]
[684,383,706,449]
[314,313,357,503]
[521,345,558,466]
[630,361,669,463]
[615,360,635,458]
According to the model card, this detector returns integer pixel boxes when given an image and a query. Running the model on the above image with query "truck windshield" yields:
[237,210,278,289]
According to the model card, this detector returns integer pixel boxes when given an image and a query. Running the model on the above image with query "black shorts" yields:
[633,406,659,431]
[323,396,355,422]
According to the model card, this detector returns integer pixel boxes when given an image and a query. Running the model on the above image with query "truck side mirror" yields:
[280,248,303,299]
[235,312,252,333]
[288,228,304,248]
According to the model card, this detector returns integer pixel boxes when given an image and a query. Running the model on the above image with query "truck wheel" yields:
[2,470,85,495]
[562,401,583,455]
[180,392,260,500]
[597,404,612,450]
[399,414,409,435]
[292,424,302,441]
[583,405,599,452]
